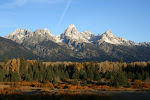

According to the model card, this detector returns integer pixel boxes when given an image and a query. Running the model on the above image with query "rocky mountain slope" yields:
[5,24,150,62]
[0,37,38,60]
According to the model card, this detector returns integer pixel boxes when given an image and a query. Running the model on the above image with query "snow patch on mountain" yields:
[5,24,145,47]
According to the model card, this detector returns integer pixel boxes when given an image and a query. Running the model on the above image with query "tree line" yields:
[0,54,150,88]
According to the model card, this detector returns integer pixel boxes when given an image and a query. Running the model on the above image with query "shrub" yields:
[73,80,78,86]
[83,80,87,86]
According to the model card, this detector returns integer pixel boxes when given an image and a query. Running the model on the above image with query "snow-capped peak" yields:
[5,24,139,47]
[43,28,50,33]
[5,29,31,44]
[8,29,27,36]
[14,28,22,32]
[34,28,53,36]
[68,24,76,29]
[103,30,115,37]
[63,24,78,36]
[94,30,136,46]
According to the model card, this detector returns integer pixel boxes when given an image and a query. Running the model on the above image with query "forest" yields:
[0,54,150,89]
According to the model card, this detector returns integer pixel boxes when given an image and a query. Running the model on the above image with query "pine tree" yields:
[144,71,149,80]
[64,71,69,79]
[142,71,145,80]
[87,70,94,80]
[11,71,21,82]
[34,69,40,81]
[46,68,54,82]
[0,72,3,82]
[39,60,45,81]
[128,72,133,80]
[28,64,33,81]
[116,82,120,88]
[94,71,102,81]
[79,71,87,80]
[72,69,79,79]
[118,71,128,86]
[19,54,26,75]
[25,74,32,81]
[109,75,115,86]
[104,71,110,79]
[0,68,5,82]
[132,73,136,81]
[83,80,87,86]
[137,73,143,80]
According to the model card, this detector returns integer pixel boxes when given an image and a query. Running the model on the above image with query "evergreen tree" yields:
[19,54,26,74]
[0,72,3,82]
[87,70,94,80]
[28,64,33,81]
[144,71,149,80]
[109,75,114,86]
[33,61,38,72]
[64,71,69,79]
[39,60,46,81]
[128,72,133,80]
[79,70,87,80]
[33,69,40,81]
[0,68,5,82]
[104,71,110,79]
[142,71,145,80]
[116,82,120,88]
[25,74,32,81]
[57,70,64,80]
[117,71,128,86]
[72,69,79,79]
[39,67,44,81]
[46,68,54,82]
[83,80,87,86]
[132,73,136,81]
[94,71,102,81]
[11,71,21,82]
[137,73,143,80]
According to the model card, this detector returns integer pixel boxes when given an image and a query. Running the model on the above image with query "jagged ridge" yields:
[4,24,150,62]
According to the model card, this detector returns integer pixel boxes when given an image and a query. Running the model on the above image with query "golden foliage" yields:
[11,59,17,72]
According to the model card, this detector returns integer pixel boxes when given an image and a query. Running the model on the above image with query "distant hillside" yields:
[0,37,38,60]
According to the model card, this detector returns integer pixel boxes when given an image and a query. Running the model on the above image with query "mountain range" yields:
[3,24,150,62]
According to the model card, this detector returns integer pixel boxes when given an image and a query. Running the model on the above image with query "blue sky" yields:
[0,0,150,43]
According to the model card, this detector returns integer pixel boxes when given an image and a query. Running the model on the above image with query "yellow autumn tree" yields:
[11,59,17,72]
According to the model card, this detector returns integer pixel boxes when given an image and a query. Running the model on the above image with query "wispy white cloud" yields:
[29,0,65,4]
[0,0,65,9]
[57,0,72,27]
[0,0,27,9]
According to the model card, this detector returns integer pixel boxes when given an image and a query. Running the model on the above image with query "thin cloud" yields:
[58,0,72,27]
[29,0,65,4]
[0,0,27,9]
[0,0,66,9]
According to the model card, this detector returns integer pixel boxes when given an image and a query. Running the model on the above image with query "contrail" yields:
[57,0,72,27]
